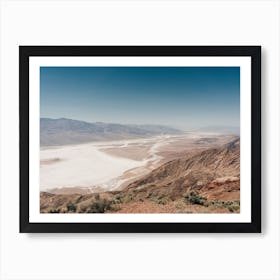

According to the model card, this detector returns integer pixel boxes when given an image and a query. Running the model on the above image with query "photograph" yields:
[39,66,241,214]
[19,46,261,232]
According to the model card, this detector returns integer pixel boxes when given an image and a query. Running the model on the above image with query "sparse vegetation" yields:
[207,200,240,213]
[121,195,132,203]
[154,195,169,205]
[48,209,60,213]
[89,201,107,213]
[87,198,115,213]
[183,191,206,206]
[66,201,76,212]
[80,197,121,213]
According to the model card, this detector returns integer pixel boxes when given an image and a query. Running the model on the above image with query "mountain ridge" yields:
[40,117,183,146]
[124,137,240,199]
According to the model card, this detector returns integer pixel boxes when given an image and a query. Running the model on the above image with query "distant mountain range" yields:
[40,118,183,146]
[196,125,240,135]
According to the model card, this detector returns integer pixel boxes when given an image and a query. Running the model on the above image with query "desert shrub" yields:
[110,194,133,204]
[203,201,210,207]
[150,194,169,205]
[175,201,185,212]
[189,193,205,205]
[121,195,132,203]
[94,193,100,201]
[207,200,240,213]
[88,199,112,213]
[224,201,240,213]
[109,204,121,211]
[78,204,88,213]
[184,191,206,206]
[66,201,76,212]
[89,202,105,213]
[232,205,240,212]
[156,196,169,205]
[183,193,190,201]
[111,195,122,204]
[48,209,60,213]
[111,199,119,205]
[224,201,233,206]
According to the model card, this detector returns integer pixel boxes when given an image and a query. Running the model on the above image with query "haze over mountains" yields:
[196,125,240,135]
[40,118,183,146]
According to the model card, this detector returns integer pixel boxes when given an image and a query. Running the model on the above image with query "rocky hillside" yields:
[40,138,240,214]
[125,138,239,194]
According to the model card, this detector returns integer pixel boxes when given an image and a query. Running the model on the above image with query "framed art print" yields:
[19,46,261,233]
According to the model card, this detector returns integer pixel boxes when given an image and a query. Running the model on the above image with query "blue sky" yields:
[40,66,240,130]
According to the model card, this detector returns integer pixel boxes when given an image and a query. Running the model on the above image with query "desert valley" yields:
[40,118,240,214]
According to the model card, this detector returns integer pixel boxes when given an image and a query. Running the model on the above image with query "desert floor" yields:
[40,133,236,194]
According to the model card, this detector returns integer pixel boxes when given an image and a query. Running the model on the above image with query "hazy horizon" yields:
[40,66,240,130]
[40,116,239,134]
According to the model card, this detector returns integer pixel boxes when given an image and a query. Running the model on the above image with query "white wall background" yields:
[0,0,279,279]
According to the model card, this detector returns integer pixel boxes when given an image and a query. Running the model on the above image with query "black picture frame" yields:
[19,46,261,233]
